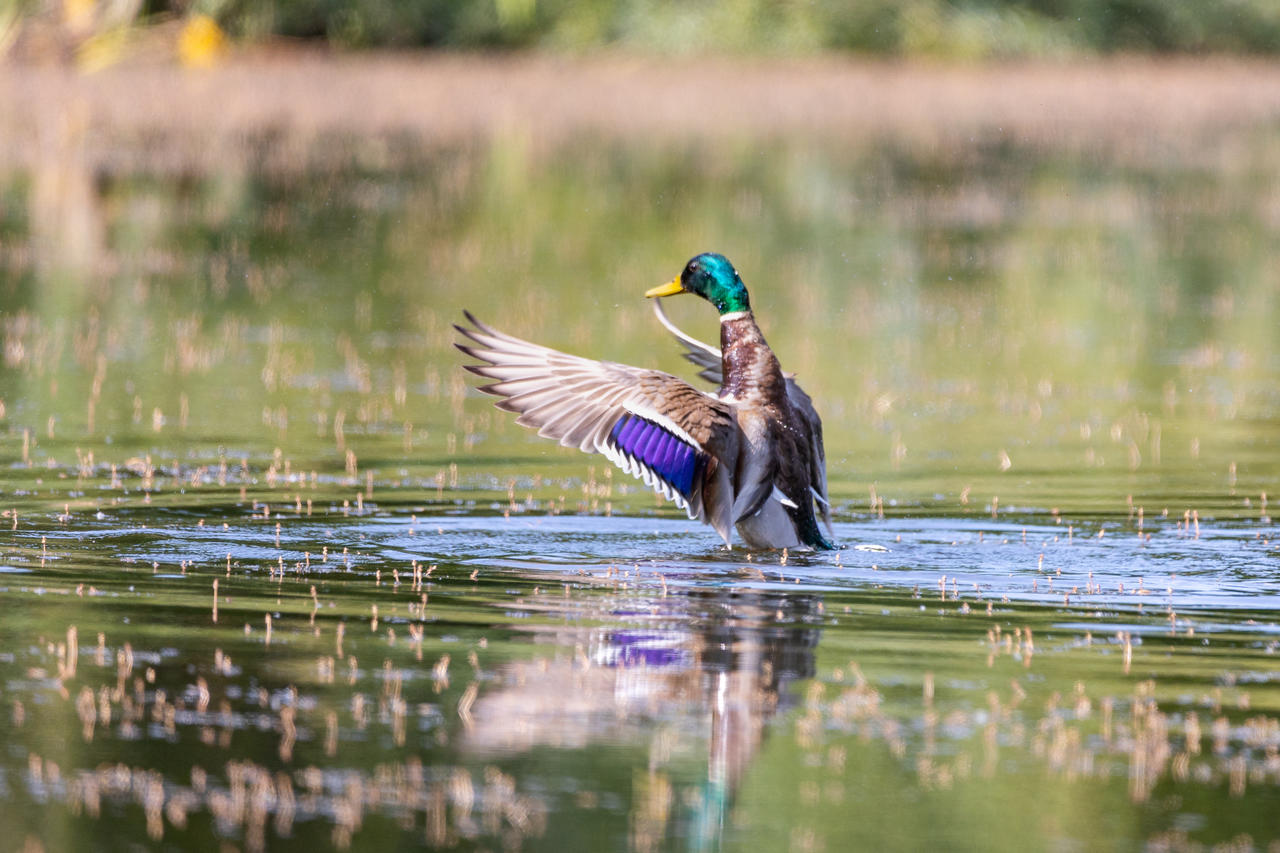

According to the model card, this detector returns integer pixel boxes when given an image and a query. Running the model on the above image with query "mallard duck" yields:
[455,252,836,550]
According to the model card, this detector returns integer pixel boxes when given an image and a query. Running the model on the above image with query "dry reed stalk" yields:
[5,56,1280,177]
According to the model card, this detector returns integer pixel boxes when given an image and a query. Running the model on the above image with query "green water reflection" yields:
[1,128,1279,850]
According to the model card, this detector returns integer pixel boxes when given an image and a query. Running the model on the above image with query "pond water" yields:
[2,120,1280,851]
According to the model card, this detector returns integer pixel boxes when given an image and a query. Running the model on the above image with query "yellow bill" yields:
[645,277,684,298]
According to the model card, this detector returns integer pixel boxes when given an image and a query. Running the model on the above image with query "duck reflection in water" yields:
[462,586,821,849]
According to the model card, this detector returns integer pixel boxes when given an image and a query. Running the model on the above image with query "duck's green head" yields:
[645,252,751,315]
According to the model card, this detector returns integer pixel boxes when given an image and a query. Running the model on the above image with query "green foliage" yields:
[187,0,1280,56]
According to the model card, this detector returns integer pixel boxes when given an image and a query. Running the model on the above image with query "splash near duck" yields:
[456,253,835,550]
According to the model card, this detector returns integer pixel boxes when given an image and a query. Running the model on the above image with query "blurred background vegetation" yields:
[256,0,1280,56]
[5,0,1280,60]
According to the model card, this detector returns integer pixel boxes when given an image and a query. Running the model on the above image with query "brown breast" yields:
[719,313,788,408]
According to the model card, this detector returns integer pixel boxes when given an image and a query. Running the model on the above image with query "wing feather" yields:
[786,378,834,538]
[455,312,740,542]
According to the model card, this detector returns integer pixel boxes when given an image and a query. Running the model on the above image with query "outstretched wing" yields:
[651,299,723,386]
[786,380,834,540]
[455,312,740,542]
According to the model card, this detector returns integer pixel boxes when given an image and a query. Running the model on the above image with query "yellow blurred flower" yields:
[178,14,226,68]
